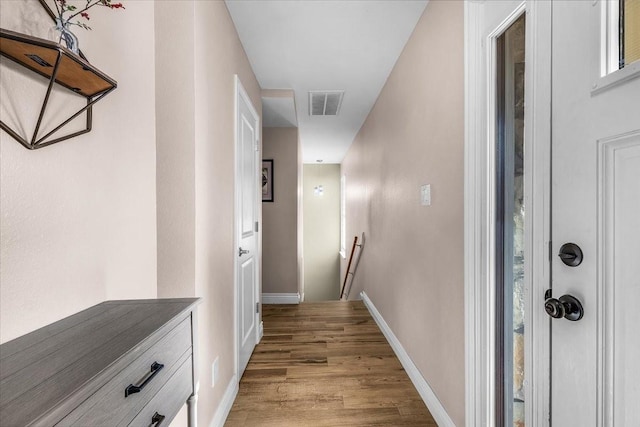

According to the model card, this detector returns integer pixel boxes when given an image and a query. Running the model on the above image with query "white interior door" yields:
[550,1,640,425]
[235,76,260,377]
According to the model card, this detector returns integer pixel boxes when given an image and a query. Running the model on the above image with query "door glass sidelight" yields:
[604,0,640,73]
[495,14,526,427]
[620,0,640,68]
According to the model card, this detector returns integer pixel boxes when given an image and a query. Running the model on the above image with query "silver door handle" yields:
[238,247,250,256]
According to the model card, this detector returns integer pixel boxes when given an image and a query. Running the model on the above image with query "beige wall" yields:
[340,1,465,425]
[194,2,262,424]
[0,0,157,343]
[303,164,341,301]
[2,1,261,426]
[262,127,299,295]
[155,1,196,300]
[297,133,304,298]
[156,1,262,425]
[154,5,196,424]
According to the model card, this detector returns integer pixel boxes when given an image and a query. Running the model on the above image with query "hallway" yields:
[225,301,436,426]
[1,1,462,426]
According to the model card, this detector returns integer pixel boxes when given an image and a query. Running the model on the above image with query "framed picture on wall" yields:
[262,159,274,202]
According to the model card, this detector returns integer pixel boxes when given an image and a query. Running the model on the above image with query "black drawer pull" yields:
[124,362,164,397]
[151,412,165,426]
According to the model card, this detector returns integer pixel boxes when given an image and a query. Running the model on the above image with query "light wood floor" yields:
[225,301,437,426]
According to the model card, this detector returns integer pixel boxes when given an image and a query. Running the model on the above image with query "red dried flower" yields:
[54,0,125,31]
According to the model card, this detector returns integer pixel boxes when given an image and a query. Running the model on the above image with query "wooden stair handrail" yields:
[340,236,358,300]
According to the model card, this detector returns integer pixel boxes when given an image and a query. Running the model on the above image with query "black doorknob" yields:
[545,294,584,321]
[544,298,565,319]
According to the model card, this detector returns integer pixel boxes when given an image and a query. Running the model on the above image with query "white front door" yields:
[550,1,640,425]
[235,76,260,377]
[467,1,640,425]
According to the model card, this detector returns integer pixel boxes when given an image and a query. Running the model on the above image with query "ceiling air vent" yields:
[309,91,344,116]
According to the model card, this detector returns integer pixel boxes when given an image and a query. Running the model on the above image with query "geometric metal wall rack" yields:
[0,28,117,150]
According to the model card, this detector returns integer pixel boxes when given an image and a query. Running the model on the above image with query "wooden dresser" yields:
[0,298,200,427]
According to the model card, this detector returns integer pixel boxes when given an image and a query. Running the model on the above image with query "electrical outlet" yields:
[212,357,219,388]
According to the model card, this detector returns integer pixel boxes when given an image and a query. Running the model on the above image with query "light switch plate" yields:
[421,184,431,206]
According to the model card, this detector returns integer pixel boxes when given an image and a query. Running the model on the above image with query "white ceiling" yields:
[262,97,298,128]
[225,0,428,164]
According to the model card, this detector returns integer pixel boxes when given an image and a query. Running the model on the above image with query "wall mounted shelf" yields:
[0,28,117,150]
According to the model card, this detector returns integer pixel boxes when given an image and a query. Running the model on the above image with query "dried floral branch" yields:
[54,0,125,30]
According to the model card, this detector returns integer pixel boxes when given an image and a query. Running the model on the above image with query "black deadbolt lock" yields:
[558,243,583,267]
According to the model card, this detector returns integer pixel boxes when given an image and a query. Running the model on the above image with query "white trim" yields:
[233,75,240,390]
[596,130,640,427]
[261,292,301,304]
[209,374,239,427]
[234,75,261,382]
[465,2,551,426]
[602,0,619,77]
[593,60,640,94]
[340,174,346,256]
[360,291,455,427]
[592,0,640,94]
[464,3,485,425]
[523,2,552,426]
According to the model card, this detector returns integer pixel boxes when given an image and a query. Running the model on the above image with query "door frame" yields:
[234,75,262,381]
[464,1,551,425]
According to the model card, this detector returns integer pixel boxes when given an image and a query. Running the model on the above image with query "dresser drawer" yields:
[56,317,192,427]
[127,355,193,427]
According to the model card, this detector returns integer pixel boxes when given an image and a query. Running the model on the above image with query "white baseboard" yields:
[360,291,456,427]
[261,292,300,304]
[209,374,238,427]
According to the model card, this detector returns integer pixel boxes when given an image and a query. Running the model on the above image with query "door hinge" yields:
[255,221,259,232]
[256,302,260,314]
